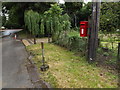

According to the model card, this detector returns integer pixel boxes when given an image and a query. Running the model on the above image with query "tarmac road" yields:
[2,36,33,88]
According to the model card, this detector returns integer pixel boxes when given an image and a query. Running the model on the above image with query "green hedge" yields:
[55,31,88,56]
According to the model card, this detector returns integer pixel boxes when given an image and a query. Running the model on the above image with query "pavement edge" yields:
[22,39,52,89]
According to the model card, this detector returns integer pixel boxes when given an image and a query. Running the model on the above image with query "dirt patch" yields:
[30,38,52,43]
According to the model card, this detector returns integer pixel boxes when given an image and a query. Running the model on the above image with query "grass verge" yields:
[26,43,118,88]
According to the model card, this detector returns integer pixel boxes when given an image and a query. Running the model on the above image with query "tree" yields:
[2,15,6,26]
[2,2,53,29]
[79,3,92,21]
[100,2,120,32]
[24,10,40,44]
[3,2,28,28]
[64,2,83,27]
[43,4,71,42]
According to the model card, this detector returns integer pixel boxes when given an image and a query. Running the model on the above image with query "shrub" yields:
[55,31,88,56]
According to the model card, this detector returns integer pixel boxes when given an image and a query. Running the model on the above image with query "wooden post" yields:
[33,35,36,44]
[88,0,101,62]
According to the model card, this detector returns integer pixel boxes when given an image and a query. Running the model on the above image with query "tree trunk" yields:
[48,34,50,43]
[88,1,101,62]
[33,35,36,44]
[74,14,77,27]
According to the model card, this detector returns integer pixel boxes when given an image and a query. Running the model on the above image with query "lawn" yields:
[26,43,118,88]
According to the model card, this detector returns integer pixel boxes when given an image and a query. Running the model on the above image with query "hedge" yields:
[54,31,88,56]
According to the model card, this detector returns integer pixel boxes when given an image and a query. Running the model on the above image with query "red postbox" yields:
[80,21,88,37]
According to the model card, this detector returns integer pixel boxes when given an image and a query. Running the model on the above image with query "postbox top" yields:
[80,21,88,25]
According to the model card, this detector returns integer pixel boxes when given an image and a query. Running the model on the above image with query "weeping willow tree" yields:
[24,10,40,44]
[43,4,71,42]
[24,4,71,43]
[24,10,32,33]
[40,18,44,36]
[45,17,51,42]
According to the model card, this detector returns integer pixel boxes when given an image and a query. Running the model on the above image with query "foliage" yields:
[55,31,87,56]
[24,4,71,41]
[2,15,6,26]
[40,18,45,35]
[98,31,120,54]
[3,3,27,28]
[5,20,20,29]
[100,2,120,32]
[97,32,119,66]
[44,4,63,16]
[64,2,91,27]
[98,3,120,67]
[4,4,22,28]
[24,10,40,36]
[24,10,40,44]
[2,2,91,29]
[43,4,71,42]
[79,3,92,21]
[2,2,52,29]
[64,2,82,27]
[72,27,80,32]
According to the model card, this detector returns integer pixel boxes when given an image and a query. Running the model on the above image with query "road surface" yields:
[2,36,33,88]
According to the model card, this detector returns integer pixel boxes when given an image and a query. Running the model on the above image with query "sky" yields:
[58,0,92,4]
[59,0,65,4]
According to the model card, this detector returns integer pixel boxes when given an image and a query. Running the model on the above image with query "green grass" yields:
[27,43,118,88]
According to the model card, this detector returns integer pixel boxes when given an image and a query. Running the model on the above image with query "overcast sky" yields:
[59,0,92,4]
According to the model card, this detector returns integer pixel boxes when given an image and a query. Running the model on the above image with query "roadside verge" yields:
[22,39,51,88]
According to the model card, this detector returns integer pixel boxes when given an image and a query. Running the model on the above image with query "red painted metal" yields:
[80,21,88,37]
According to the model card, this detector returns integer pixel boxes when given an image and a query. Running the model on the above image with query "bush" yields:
[5,21,21,29]
[55,31,88,56]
